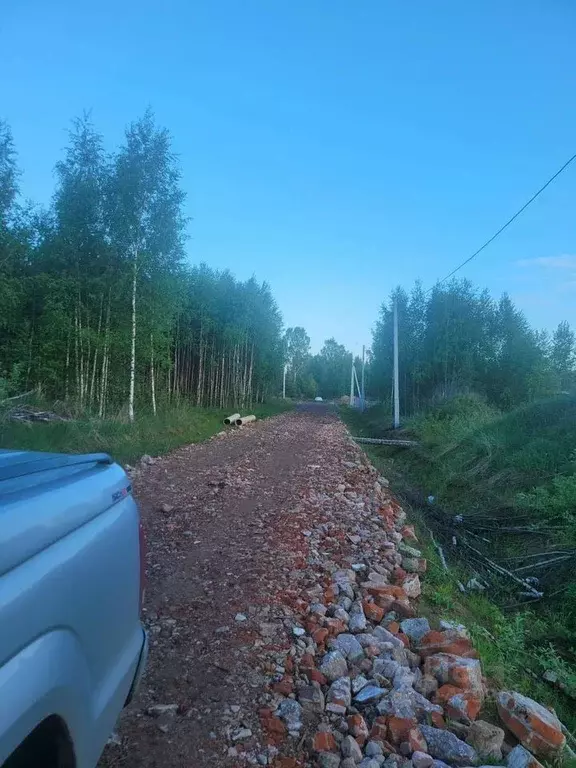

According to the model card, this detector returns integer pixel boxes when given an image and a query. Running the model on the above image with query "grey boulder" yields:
[320,651,349,682]
[467,719,505,761]
[341,734,364,762]
[377,689,442,719]
[400,618,431,643]
[419,726,478,767]
[331,633,365,662]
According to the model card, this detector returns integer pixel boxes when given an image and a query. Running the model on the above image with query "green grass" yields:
[0,399,293,465]
[409,394,576,513]
[341,398,576,740]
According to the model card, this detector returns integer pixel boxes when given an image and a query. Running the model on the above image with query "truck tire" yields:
[3,716,75,768]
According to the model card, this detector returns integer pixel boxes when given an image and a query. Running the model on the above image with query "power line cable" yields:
[428,151,576,291]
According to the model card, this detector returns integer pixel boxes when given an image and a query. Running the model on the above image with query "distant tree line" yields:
[5,114,567,418]
[282,328,356,400]
[370,280,575,414]
[0,113,284,417]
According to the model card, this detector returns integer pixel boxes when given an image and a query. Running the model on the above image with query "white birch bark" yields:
[128,250,137,422]
[150,332,157,416]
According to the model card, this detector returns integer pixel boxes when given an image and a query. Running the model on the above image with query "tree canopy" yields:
[0,114,284,412]
[370,279,575,415]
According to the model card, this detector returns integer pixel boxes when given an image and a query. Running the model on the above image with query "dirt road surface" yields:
[99,405,343,766]
[97,405,568,768]
[99,405,394,767]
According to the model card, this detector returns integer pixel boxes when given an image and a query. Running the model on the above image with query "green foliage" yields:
[283,327,312,397]
[0,400,292,465]
[283,330,356,400]
[517,474,576,539]
[410,394,499,447]
[0,119,18,218]
[0,362,24,401]
[369,279,574,419]
[401,394,576,511]
[0,115,286,414]
[310,338,351,399]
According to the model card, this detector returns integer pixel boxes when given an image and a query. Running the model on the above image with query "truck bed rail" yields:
[0,453,112,483]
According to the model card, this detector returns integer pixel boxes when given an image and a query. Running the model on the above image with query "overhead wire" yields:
[428,150,576,292]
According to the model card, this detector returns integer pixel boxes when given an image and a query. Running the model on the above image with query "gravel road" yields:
[100,405,354,767]
[98,404,566,768]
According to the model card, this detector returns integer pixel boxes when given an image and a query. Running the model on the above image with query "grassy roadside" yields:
[341,403,576,739]
[0,399,293,465]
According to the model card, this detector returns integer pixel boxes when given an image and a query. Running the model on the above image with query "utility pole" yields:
[349,353,355,407]
[393,298,400,428]
[361,345,366,411]
[282,363,287,399]
[353,365,361,403]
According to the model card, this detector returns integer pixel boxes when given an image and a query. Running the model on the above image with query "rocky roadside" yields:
[236,438,568,768]
[100,410,569,768]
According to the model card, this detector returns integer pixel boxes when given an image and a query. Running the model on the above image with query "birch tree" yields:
[107,110,185,420]
[0,115,289,411]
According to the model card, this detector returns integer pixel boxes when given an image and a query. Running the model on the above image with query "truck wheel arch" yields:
[3,715,76,768]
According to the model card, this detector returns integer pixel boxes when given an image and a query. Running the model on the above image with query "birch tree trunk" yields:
[247,342,254,407]
[25,326,34,389]
[196,323,204,406]
[128,250,137,422]
[65,326,71,402]
[150,332,157,416]
[74,306,81,406]
[90,294,103,407]
[99,290,111,418]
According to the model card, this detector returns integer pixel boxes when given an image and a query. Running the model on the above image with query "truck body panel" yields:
[0,449,147,767]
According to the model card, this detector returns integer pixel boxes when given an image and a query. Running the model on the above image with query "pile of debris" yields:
[242,454,568,768]
[3,403,71,423]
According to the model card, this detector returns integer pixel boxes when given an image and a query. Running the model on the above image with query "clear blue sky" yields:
[3,0,576,354]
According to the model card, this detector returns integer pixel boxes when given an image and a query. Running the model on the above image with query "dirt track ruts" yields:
[100,404,349,767]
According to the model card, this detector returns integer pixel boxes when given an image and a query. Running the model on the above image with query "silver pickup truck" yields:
[0,450,148,768]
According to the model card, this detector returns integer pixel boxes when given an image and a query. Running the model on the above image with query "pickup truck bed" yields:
[0,449,147,768]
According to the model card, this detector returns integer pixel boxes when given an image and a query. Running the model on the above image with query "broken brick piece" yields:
[312,627,329,646]
[363,600,385,622]
[418,630,476,658]
[309,669,327,685]
[424,653,483,692]
[371,716,389,741]
[401,525,418,541]
[408,727,428,753]
[431,711,446,729]
[348,713,370,745]
[366,584,407,600]
[388,716,418,745]
[312,731,338,752]
[496,691,565,757]
[392,598,416,618]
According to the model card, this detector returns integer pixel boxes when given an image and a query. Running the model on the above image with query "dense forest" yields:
[370,280,575,414]
[0,113,359,416]
[3,114,574,420]
[0,113,291,416]
[283,328,358,400]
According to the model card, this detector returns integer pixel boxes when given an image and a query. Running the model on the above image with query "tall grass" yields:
[0,399,293,464]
